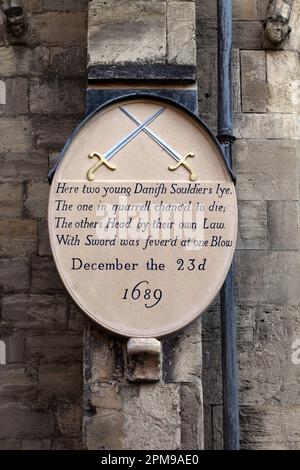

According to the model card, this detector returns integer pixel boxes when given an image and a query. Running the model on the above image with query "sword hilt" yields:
[169,153,198,182]
[87,152,116,181]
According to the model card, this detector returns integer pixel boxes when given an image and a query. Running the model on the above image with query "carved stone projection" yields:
[265,0,292,44]
[1,0,27,37]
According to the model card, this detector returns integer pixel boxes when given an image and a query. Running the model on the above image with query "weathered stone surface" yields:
[233,21,264,49]
[0,219,37,257]
[233,48,241,112]
[122,384,181,450]
[3,78,29,115]
[88,1,166,65]
[2,294,67,330]
[233,0,257,20]
[0,259,29,293]
[240,406,300,449]
[31,256,64,292]
[0,404,55,439]
[236,251,300,305]
[30,78,85,115]
[167,2,196,65]
[0,365,38,403]
[51,438,85,450]
[237,201,268,249]
[84,327,115,383]
[241,51,266,112]
[25,181,49,219]
[0,183,23,218]
[21,13,87,46]
[26,331,82,363]
[267,51,300,113]
[0,118,33,152]
[5,331,26,363]
[180,383,204,450]
[0,440,21,450]
[268,201,300,250]
[38,219,51,256]
[233,139,298,201]
[202,340,222,404]
[0,47,48,76]
[212,405,223,450]
[49,47,86,75]
[35,116,82,150]
[127,338,161,382]
[42,0,88,11]
[163,320,202,383]
[234,113,298,140]
[39,363,82,400]
[238,304,300,406]
[196,49,217,113]
[56,403,82,437]
[0,152,47,182]
[21,440,51,450]
[68,303,83,331]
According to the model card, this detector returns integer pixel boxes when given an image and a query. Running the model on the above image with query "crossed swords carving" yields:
[87,106,198,182]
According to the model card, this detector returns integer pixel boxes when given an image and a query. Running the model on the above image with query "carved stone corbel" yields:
[264,0,293,44]
[1,0,27,38]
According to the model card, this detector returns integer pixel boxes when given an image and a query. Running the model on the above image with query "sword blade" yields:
[119,107,181,162]
[104,106,165,161]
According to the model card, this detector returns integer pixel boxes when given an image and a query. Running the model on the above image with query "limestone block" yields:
[31,256,64,292]
[240,405,300,449]
[35,116,82,150]
[212,405,223,450]
[56,403,82,437]
[237,200,268,249]
[0,117,33,152]
[167,2,196,65]
[42,0,88,12]
[26,331,82,363]
[268,200,300,250]
[196,49,217,113]
[21,440,50,450]
[30,78,85,115]
[241,51,267,112]
[0,219,37,257]
[38,363,82,401]
[67,303,83,332]
[3,78,29,115]
[49,47,86,76]
[233,139,298,201]
[0,46,48,76]
[2,294,67,330]
[0,404,55,439]
[288,0,300,51]
[236,250,300,305]
[0,365,38,403]
[122,384,181,450]
[25,181,49,219]
[88,1,166,65]
[5,330,25,363]
[163,319,202,383]
[83,324,124,383]
[233,0,257,20]
[0,183,23,218]
[15,13,86,46]
[234,113,298,140]
[238,305,300,406]
[180,383,204,450]
[202,340,222,404]
[0,152,47,182]
[0,258,29,293]
[38,219,51,256]
[233,49,241,112]
[127,338,161,382]
[267,51,300,113]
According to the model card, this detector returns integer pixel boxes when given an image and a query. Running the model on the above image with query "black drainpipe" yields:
[217,0,240,450]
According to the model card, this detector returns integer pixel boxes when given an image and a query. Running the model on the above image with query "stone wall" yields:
[0,0,300,451]
[199,0,300,450]
[0,0,88,450]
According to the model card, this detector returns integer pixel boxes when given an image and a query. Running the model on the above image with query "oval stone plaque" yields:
[48,96,237,338]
